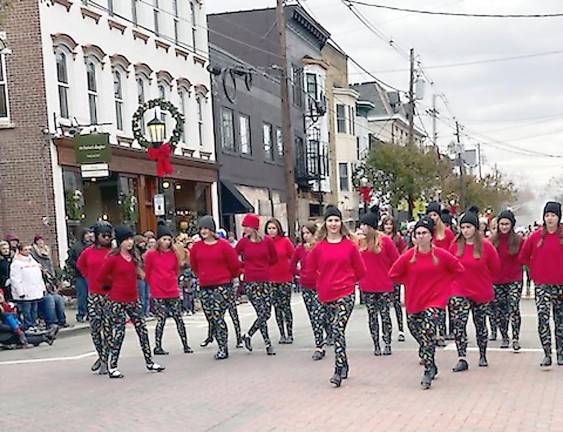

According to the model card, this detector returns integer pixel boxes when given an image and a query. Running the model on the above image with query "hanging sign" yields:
[154,194,165,216]
[74,133,111,164]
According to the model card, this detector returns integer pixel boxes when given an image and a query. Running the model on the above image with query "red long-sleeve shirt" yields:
[76,245,111,295]
[433,227,455,251]
[387,234,407,254]
[190,239,240,287]
[359,235,400,293]
[307,238,366,303]
[290,244,316,290]
[98,254,138,303]
[493,234,523,284]
[519,227,563,284]
[235,236,277,283]
[144,249,180,299]
[389,246,464,314]
[268,236,295,283]
[449,240,500,304]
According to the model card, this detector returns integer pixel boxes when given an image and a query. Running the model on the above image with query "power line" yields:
[348,2,563,18]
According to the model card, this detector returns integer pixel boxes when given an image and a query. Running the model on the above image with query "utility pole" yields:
[407,48,415,147]
[476,142,482,180]
[455,120,466,210]
[431,93,438,147]
[277,0,297,239]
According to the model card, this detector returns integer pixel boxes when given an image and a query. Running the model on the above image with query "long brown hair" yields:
[315,219,353,242]
[265,218,285,237]
[109,244,143,278]
[537,223,563,247]
[301,222,318,250]
[491,222,521,255]
[434,217,446,240]
[381,215,401,249]
[360,226,382,254]
[455,228,483,259]
[157,236,186,270]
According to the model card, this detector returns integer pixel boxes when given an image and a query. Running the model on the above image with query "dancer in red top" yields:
[308,206,366,388]
[76,221,112,375]
[145,224,193,356]
[381,215,407,342]
[490,209,524,352]
[236,214,278,356]
[359,211,399,356]
[390,217,464,390]
[448,211,501,373]
[519,201,563,367]
[99,226,165,379]
[266,218,295,344]
[426,201,456,346]
[190,216,240,360]
[290,222,329,361]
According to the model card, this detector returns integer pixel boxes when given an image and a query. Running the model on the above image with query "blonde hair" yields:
[247,228,264,242]
[360,226,382,254]
[409,245,439,265]
[315,219,353,243]
[301,222,318,250]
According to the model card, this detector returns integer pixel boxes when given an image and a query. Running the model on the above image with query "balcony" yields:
[295,138,328,188]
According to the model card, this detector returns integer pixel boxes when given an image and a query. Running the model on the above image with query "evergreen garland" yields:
[132,98,184,149]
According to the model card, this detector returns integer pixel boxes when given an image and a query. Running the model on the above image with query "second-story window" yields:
[136,76,146,134]
[196,96,203,146]
[221,108,235,152]
[86,61,98,125]
[131,0,138,25]
[190,1,197,52]
[158,84,167,135]
[0,54,7,120]
[239,114,251,155]
[348,106,355,135]
[263,123,273,161]
[113,70,124,131]
[292,66,303,107]
[339,163,349,191]
[153,0,160,36]
[55,51,70,120]
[178,90,187,142]
[336,104,346,133]
[306,73,317,106]
[276,128,283,157]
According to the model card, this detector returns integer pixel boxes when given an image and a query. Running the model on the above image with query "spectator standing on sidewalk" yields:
[66,228,93,322]
[5,233,20,257]
[134,235,151,317]
[0,241,13,301]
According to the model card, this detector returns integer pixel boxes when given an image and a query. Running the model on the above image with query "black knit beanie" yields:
[156,224,173,239]
[440,208,452,225]
[426,201,441,215]
[323,205,342,221]
[360,211,379,229]
[414,217,435,237]
[114,225,134,246]
[497,209,516,228]
[93,221,113,240]
[198,215,216,232]
[543,201,562,221]
[460,210,479,229]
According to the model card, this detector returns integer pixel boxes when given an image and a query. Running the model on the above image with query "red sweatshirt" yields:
[235,236,277,283]
[359,235,400,293]
[268,236,295,283]
[433,227,455,251]
[493,234,523,284]
[519,227,563,284]
[290,244,316,290]
[98,254,138,303]
[76,245,111,295]
[449,240,500,304]
[190,239,240,287]
[387,234,407,254]
[307,238,366,303]
[144,249,180,299]
[389,246,464,314]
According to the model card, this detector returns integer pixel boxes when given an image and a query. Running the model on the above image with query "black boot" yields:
[383,344,392,356]
[91,358,102,372]
[479,354,488,367]
[312,349,325,361]
[341,363,349,379]
[214,349,229,360]
[500,337,510,349]
[330,367,342,387]
[242,334,252,352]
[373,344,381,356]
[557,352,563,366]
[200,337,213,348]
[398,331,406,342]
[540,355,552,368]
[429,364,439,380]
[512,340,521,352]
[236,336,243,349]
[286,333,294,344]
[183,345,194,354]
[153,347,169,355]
[452,358,469,372]
[266,345,276,356]
[420,369,433,390]
[489,330,497,341]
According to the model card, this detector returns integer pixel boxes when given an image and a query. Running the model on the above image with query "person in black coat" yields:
[66,228,93,322]
[0,241,13,301]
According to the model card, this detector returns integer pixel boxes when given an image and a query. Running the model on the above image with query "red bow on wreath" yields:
[147,143,173,177]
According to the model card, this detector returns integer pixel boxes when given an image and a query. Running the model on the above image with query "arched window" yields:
[113,69,124,131]
[158,83,168,136]
[56,50,70,119]
[86,61,98,124]
[196,95,203,147]
[178,89,187,143]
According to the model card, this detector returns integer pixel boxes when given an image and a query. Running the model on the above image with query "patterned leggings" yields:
[204,286,242,343]
[87,293,111,364]
[364,291,392,346]
[246,282,273,347]
[407,308,440,371]
[108,300,153,369]
[302,288,328,349]
[449,296,488,357]
[535,284,563,356]
[493,282,523,340]
[200,285,231,354]
[152,297,189,350]
[271,282,293,339]
[326,293,355,370]
[390,284,404,332]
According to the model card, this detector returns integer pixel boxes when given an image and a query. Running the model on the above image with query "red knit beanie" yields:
[242,214,260,230]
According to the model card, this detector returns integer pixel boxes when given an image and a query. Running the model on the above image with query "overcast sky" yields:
[208,0,563,199]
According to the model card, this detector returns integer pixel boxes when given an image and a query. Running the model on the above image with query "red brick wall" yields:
[0,0,58,261]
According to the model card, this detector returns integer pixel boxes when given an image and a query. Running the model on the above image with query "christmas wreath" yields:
[131,98,184,150]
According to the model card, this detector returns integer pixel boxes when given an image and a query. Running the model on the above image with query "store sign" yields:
[81,163,109,179]
[74,133,111,164]
[154,194,165,216]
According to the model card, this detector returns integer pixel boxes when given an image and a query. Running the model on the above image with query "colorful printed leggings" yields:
[407,308,440,371]
[87,293,111,364]
[107,300,153,369]
[535,284,563,356]
[203,286,242,343]
[200,285,231,354]
[302,288,328,349]
[364,291,392,346]
[449,296,488,357]
[492,282,523,341]
[246,282,273,347]
[390,284,404,333]
[325,293,355,371]
[152,297,189,350]
[271,282,293,339]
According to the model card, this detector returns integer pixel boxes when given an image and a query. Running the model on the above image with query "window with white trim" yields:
[339,163,349,191]
[263,123,273,161]
[86,61,98,125]
[113,70,124,131]
[178,89,187,142]
[153,0,160,36]
[190,1,197,52]
[0,54,7,120]
[239,114,251,155]
[336,104,346,133]
[158,84,168,135]
[221,107,235,152]
[136,76,146,134]
[55,51,70,120]
[196,96,203,146]
[276,128,283,157]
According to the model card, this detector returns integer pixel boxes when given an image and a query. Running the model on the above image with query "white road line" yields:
[0,351,97,365]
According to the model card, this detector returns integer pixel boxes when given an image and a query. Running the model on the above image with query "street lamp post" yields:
[147,114,166,194]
